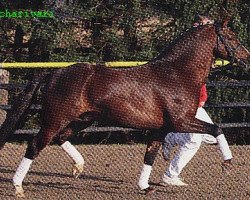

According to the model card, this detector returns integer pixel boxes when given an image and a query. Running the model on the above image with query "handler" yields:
[161,84,233,185]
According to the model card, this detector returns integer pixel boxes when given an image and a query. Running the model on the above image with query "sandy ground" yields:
[0,143,250,200]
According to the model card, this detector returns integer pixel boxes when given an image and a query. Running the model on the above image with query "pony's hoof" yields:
[73,163,84,178]
[143,187,156,195]
[221,159,233,174]
[14,185,25,198]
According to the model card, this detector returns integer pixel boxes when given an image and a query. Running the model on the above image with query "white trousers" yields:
[164,107,217,178]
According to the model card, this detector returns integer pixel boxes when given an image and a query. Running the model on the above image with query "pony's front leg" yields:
[138,140,161,195]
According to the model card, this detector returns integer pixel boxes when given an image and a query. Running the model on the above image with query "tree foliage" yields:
[1,0,249,61]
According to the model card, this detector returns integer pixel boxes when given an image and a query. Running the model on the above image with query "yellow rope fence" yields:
[0,60,230,68]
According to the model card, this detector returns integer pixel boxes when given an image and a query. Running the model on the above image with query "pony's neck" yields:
[151,25,217,84]
[155,25,216,63]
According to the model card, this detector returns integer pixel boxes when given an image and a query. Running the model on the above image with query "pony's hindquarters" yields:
[12,64,99,197]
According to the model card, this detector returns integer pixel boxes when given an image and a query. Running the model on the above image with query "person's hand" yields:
[199,101,205,107]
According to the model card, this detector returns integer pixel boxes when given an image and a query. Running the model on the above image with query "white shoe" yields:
[162,174,188,186]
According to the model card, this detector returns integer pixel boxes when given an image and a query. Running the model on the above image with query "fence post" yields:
[0,69,9,126]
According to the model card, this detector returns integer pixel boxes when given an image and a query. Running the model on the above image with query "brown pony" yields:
[3,20,250,197]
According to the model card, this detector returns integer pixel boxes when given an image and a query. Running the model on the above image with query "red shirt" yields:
[199,84,207,107]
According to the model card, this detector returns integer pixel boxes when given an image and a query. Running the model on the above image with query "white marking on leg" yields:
[216,134,233,160]
[61,141,84,164]
[195,107,214,124]
[61,141,84,178]
[13,157,33,197]
[138,164,152,190]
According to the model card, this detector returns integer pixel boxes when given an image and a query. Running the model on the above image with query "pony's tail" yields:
[0,70,49,150]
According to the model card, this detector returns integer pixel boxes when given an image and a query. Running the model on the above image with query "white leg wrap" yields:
[216,134,233,160]
[195,107,213,124]
[13,157,33,186]
[138,164,152,190]
[61,141,84,164]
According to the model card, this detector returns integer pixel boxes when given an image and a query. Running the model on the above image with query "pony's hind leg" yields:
[56,112,99,178]
[56,126,85,178]
[61,140,84,178]
[13,125,61,197]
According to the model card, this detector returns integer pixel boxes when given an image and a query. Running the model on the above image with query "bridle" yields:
[215,23,244,64]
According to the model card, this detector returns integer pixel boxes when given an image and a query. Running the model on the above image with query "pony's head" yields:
[215,19,250,68]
